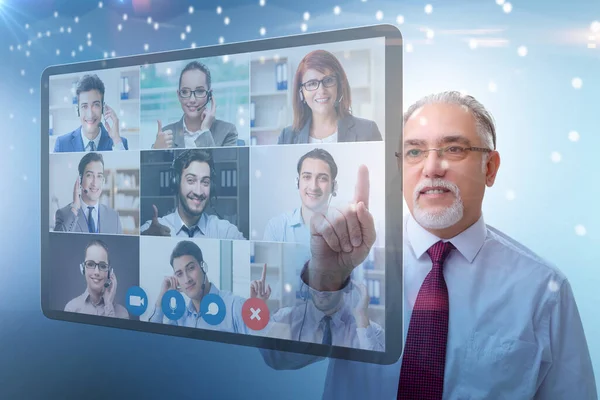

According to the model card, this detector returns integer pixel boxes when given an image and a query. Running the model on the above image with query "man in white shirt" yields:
[263,148,338,245]
[263,91,597,399]
[140,149,245,240]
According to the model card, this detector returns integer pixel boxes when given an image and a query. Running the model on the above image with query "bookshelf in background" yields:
[363,246,385,329]
[99,168,140,235]
[250,56,290,146]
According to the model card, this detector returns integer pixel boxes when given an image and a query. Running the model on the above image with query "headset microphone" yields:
[196,91,212,112]
[334,94,344,107]
[104,268,112,288]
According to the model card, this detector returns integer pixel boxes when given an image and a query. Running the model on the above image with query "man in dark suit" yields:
[152,61,238,149]
[53,74,129,152]
[54,152,123,234]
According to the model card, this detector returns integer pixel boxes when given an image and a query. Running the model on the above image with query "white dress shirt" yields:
[183,118,210,148]
[80,129,101,151]
[80,128,126,151]
[265,214,597,399]
[263,290,384,351]
[308,131,338,144]
[139,209,245,240]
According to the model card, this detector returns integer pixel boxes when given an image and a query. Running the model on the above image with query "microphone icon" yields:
[169,297,177,314]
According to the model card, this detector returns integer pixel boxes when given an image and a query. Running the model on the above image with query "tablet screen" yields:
[41,24,403,364]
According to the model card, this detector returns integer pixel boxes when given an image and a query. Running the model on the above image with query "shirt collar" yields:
[182,117,203,137]
[290,208,303,227]
[406,213,487,263]
[80,198,98,210]
[82,288,105,306]
[305,290,350,328]
[173,208,208,235]
[186,284,219,316]
[80,127,101,150]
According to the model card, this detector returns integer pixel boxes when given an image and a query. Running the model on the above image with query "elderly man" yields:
[262,91,597,399]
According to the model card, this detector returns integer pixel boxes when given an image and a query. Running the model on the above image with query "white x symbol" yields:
[250,307,261,321]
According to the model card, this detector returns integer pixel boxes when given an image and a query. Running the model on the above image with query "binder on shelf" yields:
[363,249,375,270]
[232,170,237,187]
[276,63,282,91]
[120,76,130,100]
[250,241,255,263]
[372,280,381,305]
[49,114,53,136]
[221,170,226,188]
[226,170,231,187]
[282,62,288,90]
[72,82,78,104]
[250,101,255,127]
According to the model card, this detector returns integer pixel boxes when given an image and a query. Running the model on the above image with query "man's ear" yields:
[485,151,501,187]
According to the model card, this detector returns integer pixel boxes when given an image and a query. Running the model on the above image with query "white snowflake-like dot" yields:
[568,131,580,142]
[575,225,587,236]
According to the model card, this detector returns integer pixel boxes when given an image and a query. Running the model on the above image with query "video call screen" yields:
[41,25,403,364]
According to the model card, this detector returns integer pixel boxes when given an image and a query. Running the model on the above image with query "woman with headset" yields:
[277,50,382,144]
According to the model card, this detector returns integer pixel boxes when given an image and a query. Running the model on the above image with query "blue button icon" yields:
[200,293,226,325]
[126,286,148,316]
[161,290,186,321]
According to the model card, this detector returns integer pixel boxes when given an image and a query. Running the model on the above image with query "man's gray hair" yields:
[403,91,497,150]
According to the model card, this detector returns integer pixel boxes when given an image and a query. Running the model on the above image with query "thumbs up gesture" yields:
[141,205,171,236]
[153,120,173,149]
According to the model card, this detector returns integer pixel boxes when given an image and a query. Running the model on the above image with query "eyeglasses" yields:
[396,146,492,164]
[178,88,209,99]
[83,260,110,272]
[301,75,337,91]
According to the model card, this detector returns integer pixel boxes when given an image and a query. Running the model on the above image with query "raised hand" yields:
[308,165,376,291]
[103,104,122,144]
[200,94,216,131]
[103,270,117,306]
[156,276,181,308]
[71,176,82,213]
[250,263,272,301]
[153,120,174,149]
[141,205,171,236]
[352,282,370,328]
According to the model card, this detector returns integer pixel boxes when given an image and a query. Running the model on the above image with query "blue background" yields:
[1,0,599,398]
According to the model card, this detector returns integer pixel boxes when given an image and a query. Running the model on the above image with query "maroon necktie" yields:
[398,240,455,400]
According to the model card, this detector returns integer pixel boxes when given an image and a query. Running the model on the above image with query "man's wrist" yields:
[301,261,351,292]
[355,313,370,328]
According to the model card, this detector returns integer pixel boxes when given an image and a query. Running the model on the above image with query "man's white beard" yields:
[412,178,464,230]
